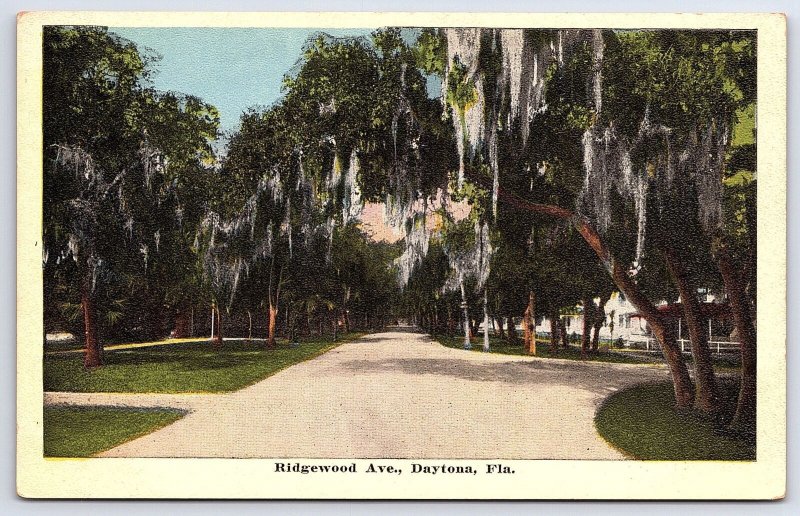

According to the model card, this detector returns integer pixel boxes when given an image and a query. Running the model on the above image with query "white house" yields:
[532,289,738,352]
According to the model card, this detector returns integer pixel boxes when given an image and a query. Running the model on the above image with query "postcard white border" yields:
[16,11,787,499]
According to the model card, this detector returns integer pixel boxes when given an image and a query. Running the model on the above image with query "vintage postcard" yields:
[17,12,786,499]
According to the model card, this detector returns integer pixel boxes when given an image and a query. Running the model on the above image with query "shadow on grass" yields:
[44,334,364,393]
[44,406,185,457]
[434,334,655,365]
[594,380,755,461]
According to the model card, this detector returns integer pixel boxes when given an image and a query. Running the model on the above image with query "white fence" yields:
[625,335,740,354]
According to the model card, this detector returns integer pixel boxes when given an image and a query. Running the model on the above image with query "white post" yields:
[708,318,712,340]
[460,279,471,350]
[210,305,215,340]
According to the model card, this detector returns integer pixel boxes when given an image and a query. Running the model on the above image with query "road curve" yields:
[95,330,670,459]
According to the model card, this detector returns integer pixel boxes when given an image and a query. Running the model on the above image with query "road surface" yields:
[49,330,671,459]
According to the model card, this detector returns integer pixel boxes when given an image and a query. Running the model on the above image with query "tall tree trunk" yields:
[480,182,695,407]
[523,291,536,354]
[717,250,757,433]
[577,213,694,407]
[81,277,102,368]
[581,298,593,359]
[496,317,505,338]
[650,320,694,408]
[211,304,223,348]
[506,316,516,343]
[591,294,609,352]
[482,288,490,352]
[665,249,721,414]
[267,303,278,348]
[266,257,282,348]
[343,286,351,333]
[560,318,569,349]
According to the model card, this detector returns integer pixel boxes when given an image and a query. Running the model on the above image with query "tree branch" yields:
[473,171,664,324]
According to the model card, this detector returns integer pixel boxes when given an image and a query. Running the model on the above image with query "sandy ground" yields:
[47,330,671,459]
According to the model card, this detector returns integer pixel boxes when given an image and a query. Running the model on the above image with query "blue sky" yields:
[110,27,375,134]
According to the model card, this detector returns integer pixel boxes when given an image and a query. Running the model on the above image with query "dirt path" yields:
[70,330,670,459]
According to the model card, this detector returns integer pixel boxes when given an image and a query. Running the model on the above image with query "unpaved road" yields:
[49,330,671,459]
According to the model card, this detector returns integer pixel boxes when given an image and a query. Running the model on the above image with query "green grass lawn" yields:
[44,333,365,393]
[434,335,652,365]
[594,381,755,460]
[44,406,185,457]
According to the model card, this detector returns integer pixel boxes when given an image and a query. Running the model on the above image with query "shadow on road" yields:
[337,356,668,397]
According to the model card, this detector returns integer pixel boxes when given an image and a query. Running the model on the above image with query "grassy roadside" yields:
[594,381,755,460]
[44,406,185,457]
[434,335,653,365]
[44,332,366,393]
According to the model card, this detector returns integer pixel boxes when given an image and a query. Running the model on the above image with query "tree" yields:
[43,26,219,366]
[424,28,754,413]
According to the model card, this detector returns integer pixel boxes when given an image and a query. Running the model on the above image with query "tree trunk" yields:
[482,288,490,352]
[560,318,569,349]
[717,250,757,433]
[466,170,696,408]
[665,249,721,414]
[581,298,592,359]
[172,308,191,339]
[460,280,471,349]
[81,278,102,368]
[507,316,516,343]
[496,317,505,338]
[650,319,694,408]
[267,303,278,348]
[343,287,351,333]
[211,305,223,348]
[587,221,694,408]
[591,294,609,352]
[523,291,536,354]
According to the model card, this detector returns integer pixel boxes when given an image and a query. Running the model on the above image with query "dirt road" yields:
[79,330,669,459]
